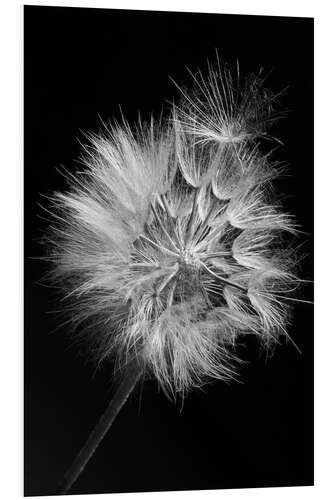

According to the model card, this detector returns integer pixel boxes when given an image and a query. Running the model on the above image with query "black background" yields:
[24,6,314,497]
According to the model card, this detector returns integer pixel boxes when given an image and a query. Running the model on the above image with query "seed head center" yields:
[179,248,200,268]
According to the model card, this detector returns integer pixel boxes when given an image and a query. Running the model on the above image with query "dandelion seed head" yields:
[44,60,300,398]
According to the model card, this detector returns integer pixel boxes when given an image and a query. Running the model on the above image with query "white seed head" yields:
[44,61,300,397]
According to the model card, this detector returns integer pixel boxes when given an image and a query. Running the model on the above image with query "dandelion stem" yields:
[58,357,143,495]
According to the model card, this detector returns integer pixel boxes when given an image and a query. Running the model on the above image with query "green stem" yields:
[58,357,143,495]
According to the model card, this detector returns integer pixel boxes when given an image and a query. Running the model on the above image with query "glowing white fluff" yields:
[45,61,300,397]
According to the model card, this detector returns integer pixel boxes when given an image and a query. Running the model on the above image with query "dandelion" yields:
[43,59,304,493]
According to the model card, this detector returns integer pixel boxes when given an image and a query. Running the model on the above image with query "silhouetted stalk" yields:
[58,357,143,495]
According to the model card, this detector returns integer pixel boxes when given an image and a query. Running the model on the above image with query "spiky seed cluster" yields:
[45,62,299,396]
